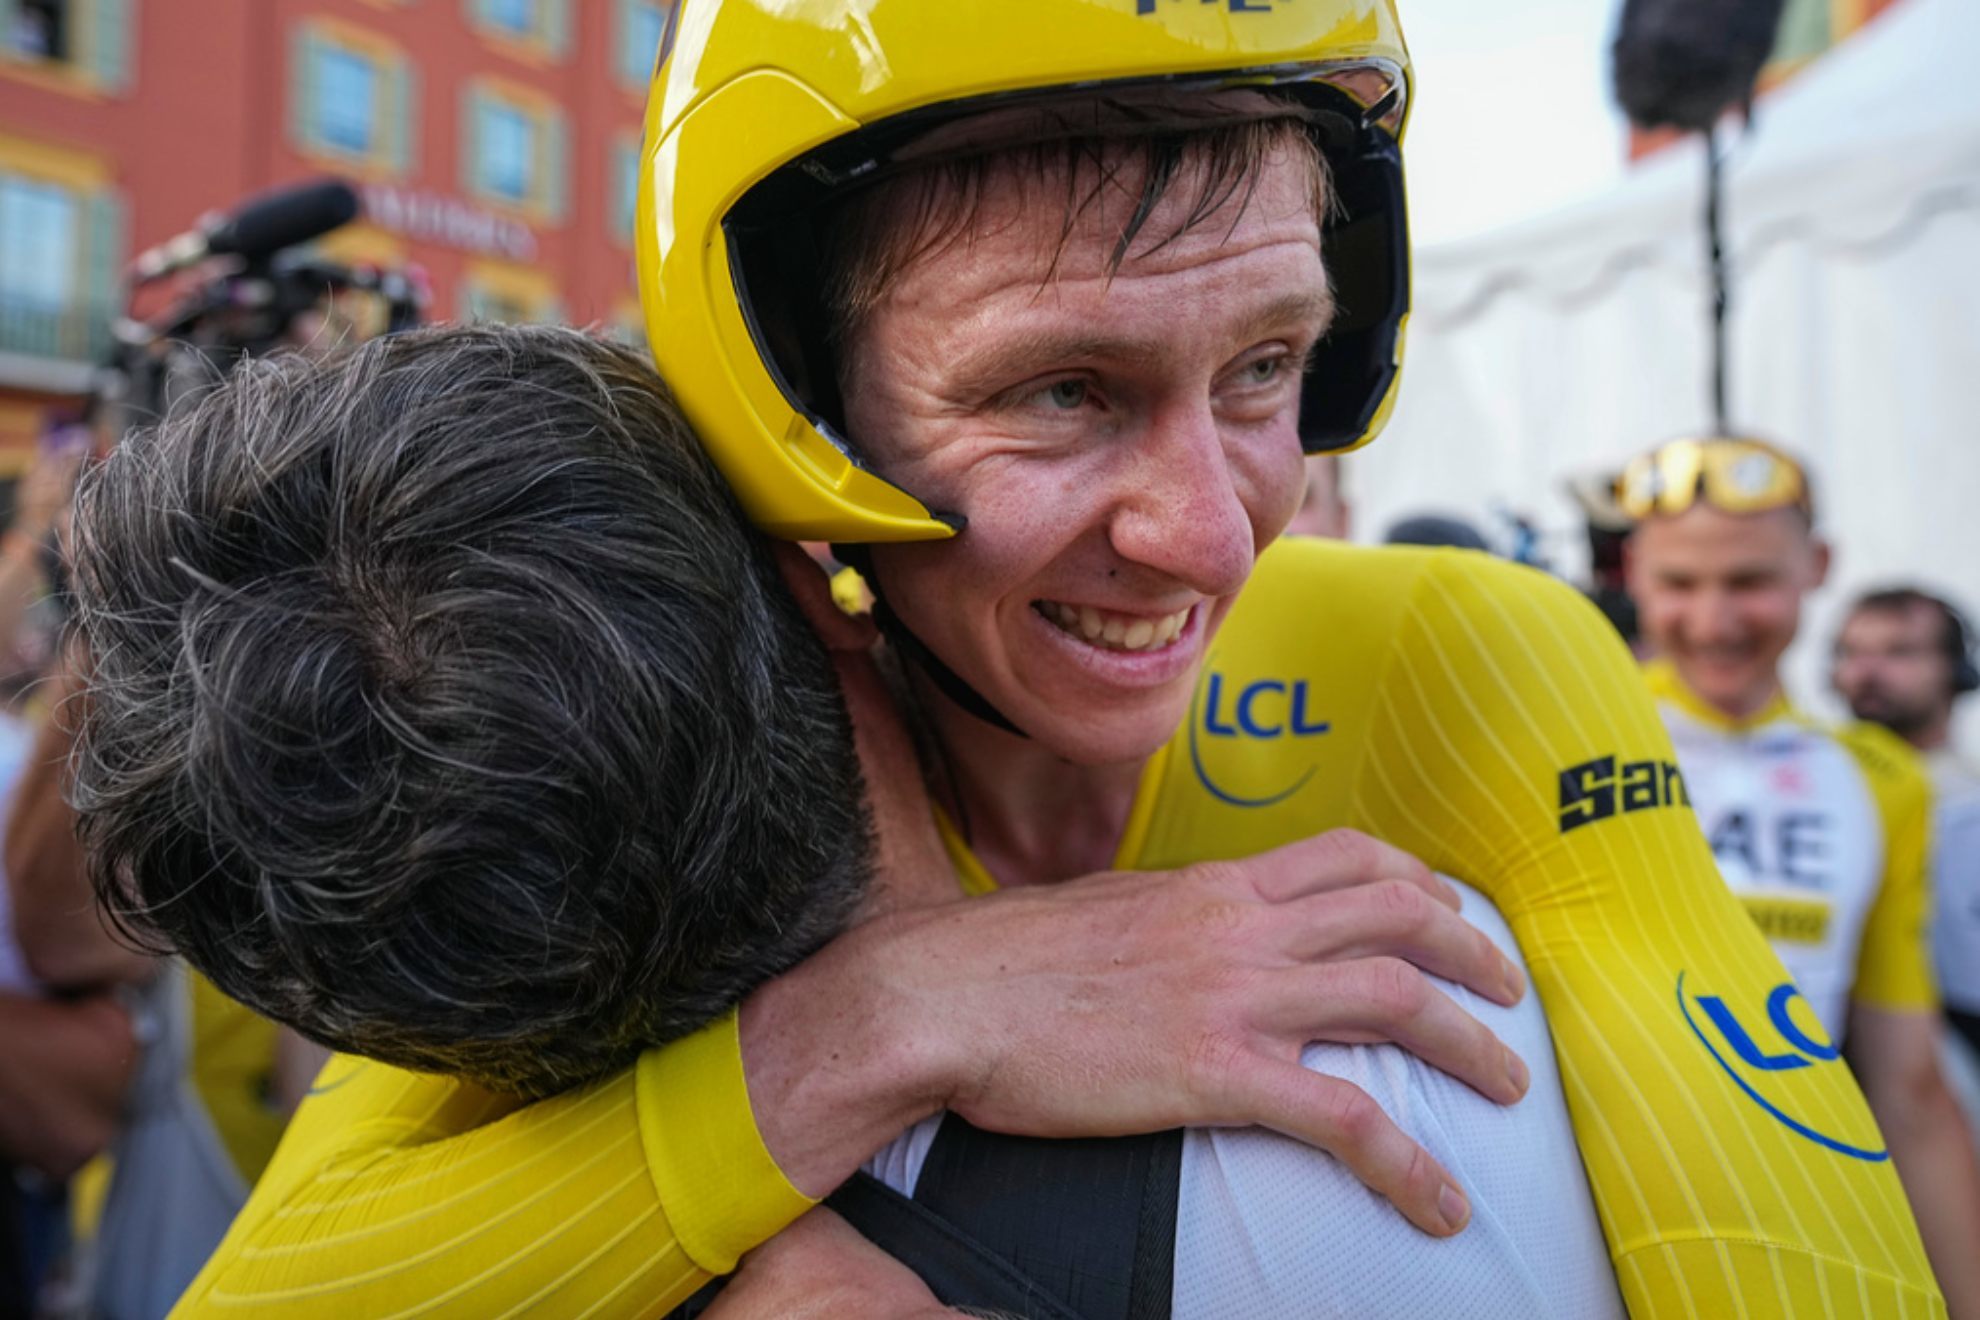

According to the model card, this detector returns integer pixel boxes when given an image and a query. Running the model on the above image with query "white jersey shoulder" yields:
[1930,752,1980,1014]
[867,881,1623,1320]
[1655,693,1883,1037]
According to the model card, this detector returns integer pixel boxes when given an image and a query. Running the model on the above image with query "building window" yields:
[291,22,416,177]
[318,48,378,154]
[2,0,134,93]
[460,257,559,324]
[5,1,68,60]
[616,0,673,90]
[466,0,570,61]
[484,0,534,33]
[0,158,122,362]
[611,136,639,245]
[463,286,530,323]
[0,175,75,310]
[461,81,567,222]
[482,101,534,202]
[1769,0,1834,71]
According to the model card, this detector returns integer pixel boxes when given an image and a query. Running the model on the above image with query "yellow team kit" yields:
[172,542,1943,1318]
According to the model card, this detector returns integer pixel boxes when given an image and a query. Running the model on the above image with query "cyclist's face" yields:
[847,149,1326,766]
[1627,504,1828,720]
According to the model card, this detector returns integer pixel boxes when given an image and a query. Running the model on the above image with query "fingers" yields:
[1263,957,1531,1107]
[1233,1059,1472,1238]
[1281,880,1527,1007]
[1239,830,1458,910]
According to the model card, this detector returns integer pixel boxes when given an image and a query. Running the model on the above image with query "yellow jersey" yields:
[188,971,289,1186]
[173,540,1942,1318]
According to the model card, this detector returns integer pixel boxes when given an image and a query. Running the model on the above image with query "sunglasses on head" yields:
[1614,437,1812,522]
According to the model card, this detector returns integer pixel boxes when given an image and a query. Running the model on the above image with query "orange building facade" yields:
[0,0,670,466]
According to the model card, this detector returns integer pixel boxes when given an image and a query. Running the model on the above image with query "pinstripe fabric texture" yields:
[1135,540,1941,1317]
[171,539,1942,1318]
[170,1016,794,1318]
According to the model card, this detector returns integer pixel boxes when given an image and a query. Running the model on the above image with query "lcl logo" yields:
[1200,674,1332,740]
[1189,669,1331,808]
[1678,974,1888,1162]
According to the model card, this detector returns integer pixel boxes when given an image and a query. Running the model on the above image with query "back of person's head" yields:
[1382,512,1490,553]
[70,323,871,1098]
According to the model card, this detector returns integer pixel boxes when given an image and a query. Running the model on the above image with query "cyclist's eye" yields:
[1245,358,1281,385]
[1043,379,1088,410]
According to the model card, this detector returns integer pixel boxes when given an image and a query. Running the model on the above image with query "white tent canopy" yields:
[1356,0,1980,734]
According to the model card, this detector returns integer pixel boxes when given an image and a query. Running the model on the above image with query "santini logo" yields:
[1557,755,1688,833]
[1138,0,1282,13]
[1189,670,1331,808]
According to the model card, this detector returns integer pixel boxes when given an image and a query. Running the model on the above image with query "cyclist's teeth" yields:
[1040,602,1188,652]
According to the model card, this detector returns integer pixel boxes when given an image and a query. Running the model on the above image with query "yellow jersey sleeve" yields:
[171,1010,813,1319]
[187,971,286,1187]
[1837,722,1938,1012]
[1141,540,1945,1318]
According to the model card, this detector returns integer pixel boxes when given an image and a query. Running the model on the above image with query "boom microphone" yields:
[1610,0,1794,433]
[131,178,361,283]
[1610,0,1790,132]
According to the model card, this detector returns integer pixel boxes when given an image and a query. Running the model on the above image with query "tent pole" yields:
[1705,124,1730,433]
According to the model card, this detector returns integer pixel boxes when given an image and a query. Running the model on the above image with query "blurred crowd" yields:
[0,412,331,1319]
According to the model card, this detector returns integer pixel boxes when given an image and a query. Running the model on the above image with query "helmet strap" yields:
[833,544,1028,740]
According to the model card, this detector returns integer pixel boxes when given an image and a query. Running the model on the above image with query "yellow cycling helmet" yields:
[636,0,1413,544]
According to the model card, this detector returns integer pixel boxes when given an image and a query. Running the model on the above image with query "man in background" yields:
[1621,434,1980,1309]
[1833,587,1980,1100]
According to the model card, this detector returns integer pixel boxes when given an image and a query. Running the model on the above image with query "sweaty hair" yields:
[820,101,1331,352]
[70,324,871,1098]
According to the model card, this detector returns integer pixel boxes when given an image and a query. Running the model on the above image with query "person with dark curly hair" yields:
[69,323,875,1100]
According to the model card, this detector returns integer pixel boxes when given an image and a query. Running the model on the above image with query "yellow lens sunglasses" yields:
[1614,437,1811,521]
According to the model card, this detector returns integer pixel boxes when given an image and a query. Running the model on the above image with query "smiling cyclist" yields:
[160,4,1942,1316]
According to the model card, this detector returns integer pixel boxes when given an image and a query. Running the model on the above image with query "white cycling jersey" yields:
[867,880,1624,1320]
[1646,662,1936,1040]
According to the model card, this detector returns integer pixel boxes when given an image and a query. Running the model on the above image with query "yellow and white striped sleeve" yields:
[171,1011,812,1319]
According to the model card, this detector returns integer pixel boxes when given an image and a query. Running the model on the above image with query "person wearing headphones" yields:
[156,6,1940,1317]
[1621,436,1980,1311]
[1834,589,1980,1064]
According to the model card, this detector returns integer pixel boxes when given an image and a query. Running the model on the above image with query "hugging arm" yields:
[176,570,1524,1317]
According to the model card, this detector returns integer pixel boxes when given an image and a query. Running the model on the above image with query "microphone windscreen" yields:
[208,179,362,262]
[1611,0,1790,132]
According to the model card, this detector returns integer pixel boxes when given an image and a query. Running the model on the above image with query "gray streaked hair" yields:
[70,323,871,1097]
